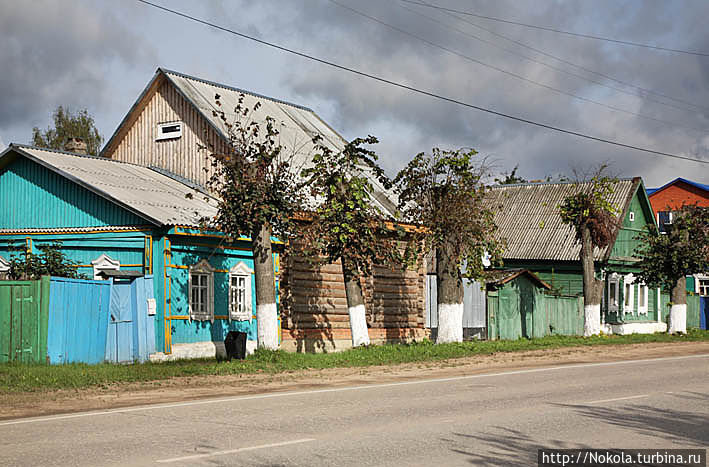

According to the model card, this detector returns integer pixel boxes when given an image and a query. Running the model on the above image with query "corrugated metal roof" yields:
[160,69,398,217]
[4,145,218,227]
[486,179,638,262]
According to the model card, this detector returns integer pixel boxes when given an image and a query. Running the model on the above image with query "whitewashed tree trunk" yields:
[669,304,687,334]
[253,222,279,350]
[343,267,370,347]
[583,304,601,337]
[436,241,464,344]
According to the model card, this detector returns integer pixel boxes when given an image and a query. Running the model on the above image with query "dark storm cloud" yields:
[222,0,709,184]
[0,0,153,135]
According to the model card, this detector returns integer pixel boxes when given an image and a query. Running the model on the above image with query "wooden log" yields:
[291,288,347,300]
[289,271,343,283]
[292,304,349,314]
[290,280,346,291]
[371,285,421,294]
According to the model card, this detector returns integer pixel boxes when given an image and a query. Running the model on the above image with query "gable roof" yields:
[484,269,552,289]
[646,177,709,197]
[1,144,217,227]
[101,67,398,217]
[486,178,641,262]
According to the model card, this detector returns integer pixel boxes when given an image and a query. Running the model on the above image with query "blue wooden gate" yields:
[47,277,111,364]
[105,275,156,363]
[701,297,708,330]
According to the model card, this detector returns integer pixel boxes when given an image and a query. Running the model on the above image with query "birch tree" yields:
[301,136,401,347]
[635,205,709,333]
[558,168,619,337]
[394,148,501,343]
[201,95,305,350]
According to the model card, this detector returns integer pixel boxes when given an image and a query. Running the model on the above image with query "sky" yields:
[1,0,709,187]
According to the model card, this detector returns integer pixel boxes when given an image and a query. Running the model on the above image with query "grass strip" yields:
[1,329,708,393]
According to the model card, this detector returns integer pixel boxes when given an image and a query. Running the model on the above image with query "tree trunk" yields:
[342,265,370,347]
[669,276,687,334]
[581,224,604,336]
[436,239,463,343]
[252,221,278,350]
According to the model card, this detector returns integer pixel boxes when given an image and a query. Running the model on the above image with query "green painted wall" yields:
[0,156,146,229]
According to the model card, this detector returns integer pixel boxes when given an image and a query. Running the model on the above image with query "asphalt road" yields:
[2,353,708,466]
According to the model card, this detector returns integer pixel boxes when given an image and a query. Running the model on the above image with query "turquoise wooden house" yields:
[487,178,674,334]
[0,144,262,359]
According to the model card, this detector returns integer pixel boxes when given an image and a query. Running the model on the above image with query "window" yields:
[229,262,253,321]
[637,283,649,315]
[607,274,619,312]
[156,121,182,141]
[0,256,9,279]
[189,259,215,322]
[91,254,120,280]
[657,211,673,234]
[698,278,709,297]
[629,211,635,222]
[623,274,635,315]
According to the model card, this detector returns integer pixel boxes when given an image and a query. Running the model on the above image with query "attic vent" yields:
[156,121,182,141]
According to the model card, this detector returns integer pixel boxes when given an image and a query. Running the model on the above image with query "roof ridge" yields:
[159,67,314,113]
[10,143,142,167]
[490,177,635,188]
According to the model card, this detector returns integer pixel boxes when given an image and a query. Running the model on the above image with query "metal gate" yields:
[701,297,708,330]
[425,275,486,330]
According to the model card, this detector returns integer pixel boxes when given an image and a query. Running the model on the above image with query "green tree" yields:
[302,135,402,347]
[557,166,619,336]
[7,241,86,280]
[31,106,104,155]
[201,94,305,350]
[394,148,502,344]
[494,165,527,185]
[635,205,709,333]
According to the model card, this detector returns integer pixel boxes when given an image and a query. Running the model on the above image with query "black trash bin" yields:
[224,331,247,361]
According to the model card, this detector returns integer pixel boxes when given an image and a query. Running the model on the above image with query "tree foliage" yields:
[31,106,104,155]
[558,168,619,248]
[394,147,502,282]
[494,165,527,185]
[635,205,709,293]
[200,94,305,239]
[301,135,402,276]
[7,241,86,280]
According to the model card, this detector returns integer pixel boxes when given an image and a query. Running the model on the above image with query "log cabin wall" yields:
[280,243,428,352]
[103,77,228,190]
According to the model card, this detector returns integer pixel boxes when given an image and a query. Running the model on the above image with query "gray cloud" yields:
[0,0,154,141]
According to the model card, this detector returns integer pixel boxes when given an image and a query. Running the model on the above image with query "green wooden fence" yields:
[0,277,50,363]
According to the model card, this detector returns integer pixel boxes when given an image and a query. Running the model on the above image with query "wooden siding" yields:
[0,157,145,229]
[105,79,228,189]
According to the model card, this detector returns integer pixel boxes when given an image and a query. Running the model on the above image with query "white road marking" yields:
[1,353,707,427]
[156,438,315,463]
[583,394,649,404]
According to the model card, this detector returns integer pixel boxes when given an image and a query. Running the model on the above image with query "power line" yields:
[399,0,709,58]
[329,0,706,133]
[135,0,708,164]
[397,0,709,115]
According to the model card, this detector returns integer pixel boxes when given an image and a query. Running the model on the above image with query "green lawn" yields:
[2,329,708,393]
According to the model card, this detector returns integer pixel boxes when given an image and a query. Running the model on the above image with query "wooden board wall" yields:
[104,78,228,189]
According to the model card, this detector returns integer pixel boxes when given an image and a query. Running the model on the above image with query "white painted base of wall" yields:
[583,304,601,337]
[257,302,278,350]
[348,304,370,347]
[436,302,464,343]
[601,322,667,335]
[150,340,257,362]
[669,304,687,334]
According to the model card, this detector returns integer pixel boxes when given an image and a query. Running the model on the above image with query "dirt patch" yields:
[2,341,708,420]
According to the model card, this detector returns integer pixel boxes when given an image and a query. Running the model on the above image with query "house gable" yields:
[0,153,146,229]
[608,181,656,263]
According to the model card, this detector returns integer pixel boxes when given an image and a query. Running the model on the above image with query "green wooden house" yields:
[487,178,670,334]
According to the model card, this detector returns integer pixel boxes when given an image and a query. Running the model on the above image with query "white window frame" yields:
[637,282,649,315]
[0,255,9,278]
[696,275,709,296]
[623,273,635,315]
[607,273,619,313]
[91,254,120,280]
[156,121,183,141]
[189,259,215,322]
[629,211,635,222]
[229,262,253,321]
